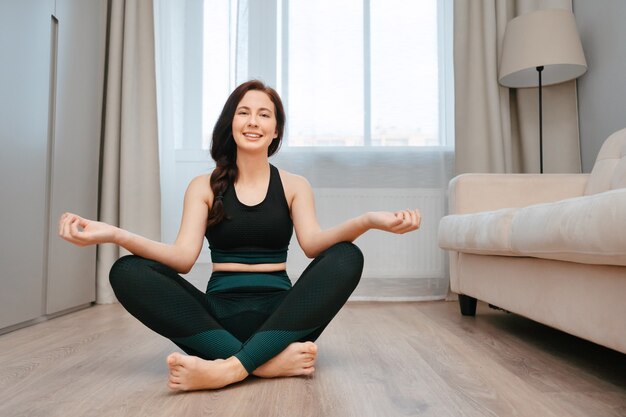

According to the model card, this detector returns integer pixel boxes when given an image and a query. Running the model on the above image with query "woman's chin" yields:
[234,138,271,150]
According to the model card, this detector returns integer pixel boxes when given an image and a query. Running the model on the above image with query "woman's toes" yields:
[167,352,184,366]
[168,373,182,388]
[304,342,318,355]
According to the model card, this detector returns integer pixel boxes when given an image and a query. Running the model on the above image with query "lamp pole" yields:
[537,65,544,173]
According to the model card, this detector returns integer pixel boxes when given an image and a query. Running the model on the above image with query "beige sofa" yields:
[438,128,626,354]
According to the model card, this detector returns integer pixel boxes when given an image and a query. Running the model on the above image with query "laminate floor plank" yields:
[375,303,570,416]
[417,302,626,417]
[0,301,624,417]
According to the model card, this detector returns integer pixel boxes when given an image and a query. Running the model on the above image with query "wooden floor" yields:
[0,301,624,417]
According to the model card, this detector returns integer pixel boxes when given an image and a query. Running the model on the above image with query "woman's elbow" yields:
[178,265,193,274]
[171,256,194,274]
[302,247,320,259]
[299,236,324,258]
[173,246,200,274]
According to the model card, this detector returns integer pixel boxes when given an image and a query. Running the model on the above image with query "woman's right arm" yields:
[59,175,212,274]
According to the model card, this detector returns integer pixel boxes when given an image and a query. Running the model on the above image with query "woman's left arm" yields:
[288,174,421,258]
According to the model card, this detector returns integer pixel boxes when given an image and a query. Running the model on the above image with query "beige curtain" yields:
[97,0,161,303]
[454,0,582,174]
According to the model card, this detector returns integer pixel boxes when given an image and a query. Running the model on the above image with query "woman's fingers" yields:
[77,216,90,228]
[71,217,93,246]
[410,209,421,229]
[408,209,421,230]
[65,216,78,243]
[392,209,421,234]
[58,213,89,246]
[70,216,81,237]
[60,212,74,237]
[63,214,73,239]
[402,209,417,232]
[59,213,68,235]
[58,214,65,236]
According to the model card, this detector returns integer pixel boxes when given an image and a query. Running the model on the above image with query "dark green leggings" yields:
[109,242,363,373]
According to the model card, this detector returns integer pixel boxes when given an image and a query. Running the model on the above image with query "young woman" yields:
[59,80,421,391]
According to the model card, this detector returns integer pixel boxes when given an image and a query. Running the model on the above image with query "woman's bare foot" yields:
[253,342,318,378]
[167,353,248,391]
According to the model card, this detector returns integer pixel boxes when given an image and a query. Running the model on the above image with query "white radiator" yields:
[285,188,447,280]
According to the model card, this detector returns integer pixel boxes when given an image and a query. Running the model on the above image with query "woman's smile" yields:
[243,132,263,140]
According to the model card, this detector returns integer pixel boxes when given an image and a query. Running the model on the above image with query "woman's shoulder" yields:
[186,173,213,201]
[276,168,311,189]
[276,168,312,206]
[189,172,212,187]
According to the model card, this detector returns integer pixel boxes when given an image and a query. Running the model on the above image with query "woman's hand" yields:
[365,209,421,234]
[58,212,118,247]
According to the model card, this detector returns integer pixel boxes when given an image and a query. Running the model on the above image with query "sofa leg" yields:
[458,294,477,316]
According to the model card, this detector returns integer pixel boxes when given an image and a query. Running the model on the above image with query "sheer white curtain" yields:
[154,0,454,301]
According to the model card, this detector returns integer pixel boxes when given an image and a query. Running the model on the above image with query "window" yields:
[156,0,455,291]
[201,0,451,149]
[285,0,440,147]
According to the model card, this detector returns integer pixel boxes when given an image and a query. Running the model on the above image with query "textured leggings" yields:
[109,242,364,373]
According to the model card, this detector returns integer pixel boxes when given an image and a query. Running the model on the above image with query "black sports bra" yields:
[205,164,293,264]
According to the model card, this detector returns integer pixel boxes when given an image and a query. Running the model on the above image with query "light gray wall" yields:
[574,0,626,172]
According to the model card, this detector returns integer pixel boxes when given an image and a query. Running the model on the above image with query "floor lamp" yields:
[499,9,587,173]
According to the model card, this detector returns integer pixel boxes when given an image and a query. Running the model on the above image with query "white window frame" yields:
[194,0,454,153]
[275,0,454,150]
[169,0,454,161]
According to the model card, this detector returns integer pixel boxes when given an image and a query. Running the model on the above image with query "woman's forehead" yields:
[237,90,275,110]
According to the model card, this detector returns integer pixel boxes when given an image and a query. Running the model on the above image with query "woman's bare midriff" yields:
[211,262,287,273]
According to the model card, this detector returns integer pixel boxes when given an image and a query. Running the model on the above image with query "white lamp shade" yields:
[499,9,587,88]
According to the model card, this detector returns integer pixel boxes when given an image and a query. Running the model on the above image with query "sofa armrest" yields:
[449,173,590,214]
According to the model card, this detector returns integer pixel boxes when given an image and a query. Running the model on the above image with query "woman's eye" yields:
[238,111,248,115]
[261,113,270,118]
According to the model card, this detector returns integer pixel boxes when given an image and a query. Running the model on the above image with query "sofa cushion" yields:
[439,188,626,266]
[585,128,626,195]
[438,209,518,256]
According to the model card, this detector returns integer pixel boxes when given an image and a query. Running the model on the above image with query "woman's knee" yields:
[324,242,364,281]
[327,241,363,263]
[109,255,151,289]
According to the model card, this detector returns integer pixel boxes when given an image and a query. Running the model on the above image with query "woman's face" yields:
[231,90,278,154]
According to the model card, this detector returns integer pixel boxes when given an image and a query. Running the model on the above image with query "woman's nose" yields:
[247,115,258,127]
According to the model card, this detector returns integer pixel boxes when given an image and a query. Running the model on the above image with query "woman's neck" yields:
[235,153,270,185]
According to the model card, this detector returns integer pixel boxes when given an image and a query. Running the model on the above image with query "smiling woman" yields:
[59,79,422,391]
